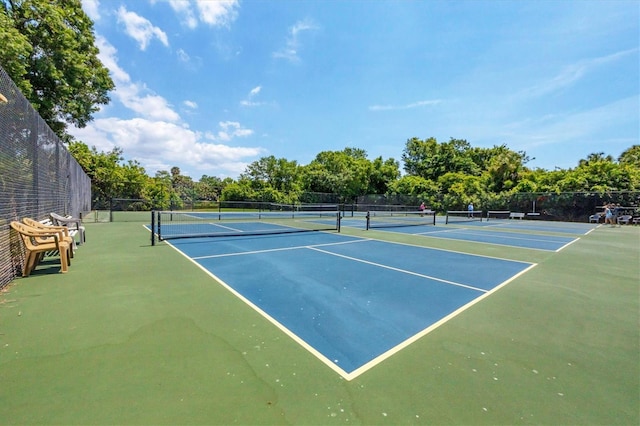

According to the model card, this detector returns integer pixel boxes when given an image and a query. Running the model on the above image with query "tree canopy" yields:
[0,0,114,139]
[1,1,636,216]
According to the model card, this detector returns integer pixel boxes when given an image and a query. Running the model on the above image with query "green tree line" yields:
[3,0,639,216]
[67,138,640,214]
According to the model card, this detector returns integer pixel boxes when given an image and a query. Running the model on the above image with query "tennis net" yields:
[486,210,511,220]
[268,203,340,212]
[445,210,483,224]
[366,210,436,230]
[152,210,340,242]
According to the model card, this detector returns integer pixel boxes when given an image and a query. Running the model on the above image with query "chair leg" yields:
[24,252,37,277]
[58,244,69,273]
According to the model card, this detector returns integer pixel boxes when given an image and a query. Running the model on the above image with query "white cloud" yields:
[240,100,261,107]
[95,36,131,84]
[167,0,239,29]
[196,0,239,27]
[177,48,190,62]
[117,6,169,50]
[249,86,261,97]
[72,118,263,177]
[72,36,261,177]
[273,19,319,62]
[168,0,198,29]
[206,121,254,141]
[240,85,265,107]
[369,100,442,111]
[117,84,180,122]
[500,96,639,150]
[519,48,639,98]
[175,48,203,71]
[95,36,179,122]
[81,0,100,21]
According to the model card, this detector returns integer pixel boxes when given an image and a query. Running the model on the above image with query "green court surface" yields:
[0,220,638,425]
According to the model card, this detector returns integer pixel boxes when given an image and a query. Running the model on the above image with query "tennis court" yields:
[340,214,586,251]
[165,231,535,379]
[1,216,638,424]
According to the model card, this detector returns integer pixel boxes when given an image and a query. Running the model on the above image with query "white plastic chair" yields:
[50,212,86,244]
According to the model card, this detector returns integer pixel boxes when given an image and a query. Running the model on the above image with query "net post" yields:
[157,211,162,241]
[151,210,156,246]
[366,211,371,230]
[336,211,341,232]
[432,211,436,225]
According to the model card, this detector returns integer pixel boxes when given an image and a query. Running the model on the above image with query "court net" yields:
[486,210,511,220]
[152,210,340,243]
[445,210,483,224]
[366,210,436,230]
[268,203,340,212]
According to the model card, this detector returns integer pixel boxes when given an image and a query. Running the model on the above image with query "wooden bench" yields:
[509,212,525,219]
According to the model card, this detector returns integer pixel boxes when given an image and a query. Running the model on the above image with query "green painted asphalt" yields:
[1,221,638,425]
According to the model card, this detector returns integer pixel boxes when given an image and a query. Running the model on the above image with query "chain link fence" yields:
[0,64,91,289]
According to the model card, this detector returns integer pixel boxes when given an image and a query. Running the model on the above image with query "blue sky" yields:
[71,0,639,180]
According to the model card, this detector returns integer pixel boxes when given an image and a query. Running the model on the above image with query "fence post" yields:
[151,210,156,246]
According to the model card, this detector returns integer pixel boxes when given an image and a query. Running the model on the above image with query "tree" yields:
[618,145,640,167]
[438,171,484,210]
[145,171,173,210]
[401,137,479,180]
[0,5,31,95]
[167,166,195,203]
[240,156,302,194]
[220,179,257,202]
[482,145,528,193]
[196,175,225,201]
[68,141,125,207]
[368,156,401,195]
[301,148,374,202]
[387,175,441,209]
[0,0,114,139]
[68,141,150,208]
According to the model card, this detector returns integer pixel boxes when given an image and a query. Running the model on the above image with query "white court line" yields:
[484,220,596,234]
[554,238,581,252]
[416,226,575,243]
[343,262,538,380]
[157,229,538,381]
[404,232,567,252]
[415,227,466,235]
[208,222,245,232]
[192,238,371,260]
[307,246,488,293]
[160,238,354,380]
[457,230,574,244]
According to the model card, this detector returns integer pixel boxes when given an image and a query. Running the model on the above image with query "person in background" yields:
[612,204,620,224]
[604,204,616,226]
[419,202,426,216]
[467,202,474,218]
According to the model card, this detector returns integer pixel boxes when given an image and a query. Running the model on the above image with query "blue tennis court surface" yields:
[167,232,535,379]
[340,218,584,251]
[459,218,597,235]
[391,226,577,251]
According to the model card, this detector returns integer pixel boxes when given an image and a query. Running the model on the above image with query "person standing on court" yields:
[604,204,615,226]
[419,202,426,216]
[467,202,474,218]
